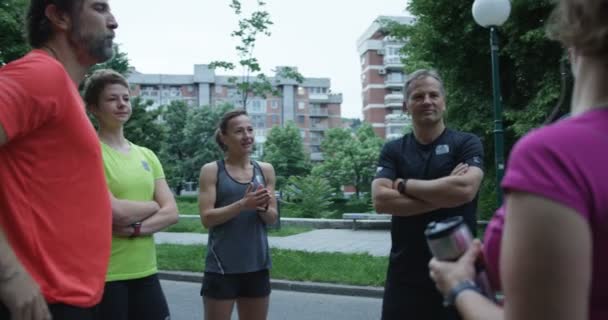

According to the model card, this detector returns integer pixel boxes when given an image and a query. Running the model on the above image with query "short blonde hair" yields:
[83,69,129,107]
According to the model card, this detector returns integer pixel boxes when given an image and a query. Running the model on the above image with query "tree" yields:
[124,97,165,154]
[262,121,310,189]
[0,0,29,65]
[89,45,131,76]
[181,104,233,188]
[383,0,565,216]
[210,0,302,108]
[312,123,384,198]
[159,101,190,194]
[282,175,336,218]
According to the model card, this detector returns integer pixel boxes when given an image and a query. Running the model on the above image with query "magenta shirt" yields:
[484,109,608,319]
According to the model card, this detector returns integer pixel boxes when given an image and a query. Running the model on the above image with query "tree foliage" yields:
[262,121,310,189]
[124,97,165,154]
[159,101,190,194]
[210,0,303,108]
[0,0,28,65]
[282,175,336,219]
[312,123,384,198]
[158,102,233,194]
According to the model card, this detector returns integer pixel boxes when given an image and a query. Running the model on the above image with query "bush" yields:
[281,175,336,218]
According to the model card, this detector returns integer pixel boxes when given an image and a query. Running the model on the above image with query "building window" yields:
[297,86,306,96]
[214,85,223,94]
[271,114,279,124]
[387,72,404,82]
[387,46,401,56]
[297,115,305,124]
[271,100,279,109]
[251,115,265,129]
[247,99,266,114]
[298,101,306,110]
[300,130,306,138]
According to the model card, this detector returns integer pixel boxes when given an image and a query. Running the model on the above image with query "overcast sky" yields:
[110,0,410,119]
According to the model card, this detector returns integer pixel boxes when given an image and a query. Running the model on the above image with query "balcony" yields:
[309,93,329,102]
[386,133,403,140]
[310,152,324,161]
[384,56,404,70]
[385,113,409,123]
[309,137,322,145]
[309,108,329,117]
[384,93,404,108]
[310,123,328,131]
[384,77,404,89]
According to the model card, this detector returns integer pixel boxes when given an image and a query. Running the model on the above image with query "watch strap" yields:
[129,222,142,238]
[444,280,481,306]
[397,179,408,195]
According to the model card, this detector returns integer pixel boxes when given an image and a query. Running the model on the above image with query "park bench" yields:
[342,213,391,230]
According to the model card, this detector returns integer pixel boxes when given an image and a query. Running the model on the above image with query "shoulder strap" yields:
[251,160,267,185]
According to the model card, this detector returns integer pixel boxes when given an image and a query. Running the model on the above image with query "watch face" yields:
[398,181,406,194]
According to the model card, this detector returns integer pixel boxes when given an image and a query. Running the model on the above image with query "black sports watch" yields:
[397,179,408,195]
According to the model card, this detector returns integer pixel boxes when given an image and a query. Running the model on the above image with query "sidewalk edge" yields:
[158,270,384,299]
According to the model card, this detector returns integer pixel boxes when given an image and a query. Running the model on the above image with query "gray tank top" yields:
[204,160,272,274]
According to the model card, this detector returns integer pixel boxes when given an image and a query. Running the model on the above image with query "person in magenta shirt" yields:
[428,0,608,319]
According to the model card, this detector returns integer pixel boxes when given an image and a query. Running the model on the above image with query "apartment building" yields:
[357,15,413,140]
[127,65,342,161]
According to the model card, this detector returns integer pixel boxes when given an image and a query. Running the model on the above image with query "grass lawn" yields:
[165,217,313,237]
[156,244,388,287]
[176,200,199,215]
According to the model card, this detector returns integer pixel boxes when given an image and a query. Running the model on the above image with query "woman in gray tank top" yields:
[197,109,278,320]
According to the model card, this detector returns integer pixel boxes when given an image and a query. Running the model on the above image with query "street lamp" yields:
[472,0,510,207]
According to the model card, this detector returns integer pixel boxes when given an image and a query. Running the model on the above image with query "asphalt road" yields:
[162,280,383,320]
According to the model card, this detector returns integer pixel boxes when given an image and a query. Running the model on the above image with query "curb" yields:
[158,270,384,299]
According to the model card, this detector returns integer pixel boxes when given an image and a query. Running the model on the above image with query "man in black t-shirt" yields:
[372,69,484,320]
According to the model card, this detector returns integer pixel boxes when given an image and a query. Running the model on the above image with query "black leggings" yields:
[96,274,170,320]
[0,302,98,320]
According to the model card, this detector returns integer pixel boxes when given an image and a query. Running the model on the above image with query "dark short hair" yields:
[215,109,248,151]
[547,0,608,57]
[82,69,129,107]
[26,0,84,48]
[403,69,446,107]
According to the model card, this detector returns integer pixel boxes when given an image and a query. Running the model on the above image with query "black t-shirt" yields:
[375,128,484,284]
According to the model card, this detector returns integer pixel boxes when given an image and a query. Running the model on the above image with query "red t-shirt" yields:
[0,50,112,307]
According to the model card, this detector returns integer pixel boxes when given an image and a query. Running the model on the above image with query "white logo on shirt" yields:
[435,144,450,155]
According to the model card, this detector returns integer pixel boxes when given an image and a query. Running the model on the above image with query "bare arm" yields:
[0,227,51,319]
[198,163,271,228]
[372,178,438,216]
[256,162,278,225]
[405,166,484,208]
[110,193,159,227]
[113,179,179,237]
[501,192,591,320]
[198,163,242,228]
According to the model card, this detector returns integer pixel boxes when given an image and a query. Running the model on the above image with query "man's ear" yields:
[45,4,72,32]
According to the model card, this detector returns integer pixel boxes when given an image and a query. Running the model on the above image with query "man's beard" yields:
[69,25,114,63]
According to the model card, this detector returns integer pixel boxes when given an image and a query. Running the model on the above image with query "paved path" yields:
[155,229,391,256]
[162,280,382,320]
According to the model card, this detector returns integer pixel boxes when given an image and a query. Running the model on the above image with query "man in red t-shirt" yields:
[0,0,118,319]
